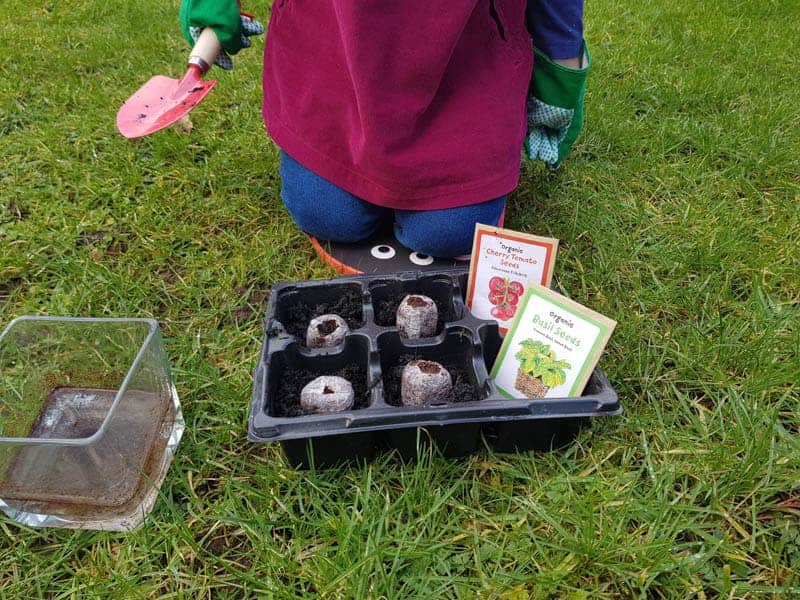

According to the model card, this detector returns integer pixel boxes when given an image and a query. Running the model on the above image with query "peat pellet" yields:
[400,360,452,406]
[300,376,355,414]
[306,314,349,348]
[396,295,438,339]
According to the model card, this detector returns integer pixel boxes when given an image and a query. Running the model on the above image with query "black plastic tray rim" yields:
[248,269,620,444]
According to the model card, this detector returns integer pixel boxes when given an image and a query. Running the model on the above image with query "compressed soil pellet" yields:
[300,376,355,414]
[400,360,452,406]
[306,314,349,348]
[396,295,438,339]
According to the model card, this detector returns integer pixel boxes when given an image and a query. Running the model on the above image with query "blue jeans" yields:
[279,151,506,257]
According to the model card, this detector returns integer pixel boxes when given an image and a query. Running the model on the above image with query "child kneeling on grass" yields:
[180,1,589,259]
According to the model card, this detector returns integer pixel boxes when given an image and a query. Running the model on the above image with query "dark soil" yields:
[383,354,480,407]
[317,319,339,335]
[375,292,454,332]
[272,363,369,417]
[282,289,362,340]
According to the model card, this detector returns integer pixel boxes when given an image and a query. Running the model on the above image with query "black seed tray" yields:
[248,269,621,468]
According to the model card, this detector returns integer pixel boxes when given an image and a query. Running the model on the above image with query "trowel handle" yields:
[188,27,221,74]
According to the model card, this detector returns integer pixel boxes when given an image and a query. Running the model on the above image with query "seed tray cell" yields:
[249,269,620,468]
[369,275,458,332]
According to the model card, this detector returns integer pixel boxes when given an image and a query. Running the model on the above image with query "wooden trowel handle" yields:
[188,27,221,74]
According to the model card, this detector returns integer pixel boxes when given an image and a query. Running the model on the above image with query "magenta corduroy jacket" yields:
[262,0,532,210]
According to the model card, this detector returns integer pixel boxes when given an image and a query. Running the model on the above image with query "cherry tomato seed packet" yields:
[465,223,558,333]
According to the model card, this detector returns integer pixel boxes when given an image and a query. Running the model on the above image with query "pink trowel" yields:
[117,28,221,138]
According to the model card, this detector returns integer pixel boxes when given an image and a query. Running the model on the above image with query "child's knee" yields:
[281,190,332,239]
[395,197,506,258]
[393,214,471,257]
[279,151,386,243]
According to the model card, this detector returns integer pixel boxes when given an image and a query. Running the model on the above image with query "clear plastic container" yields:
[0,317,184,530]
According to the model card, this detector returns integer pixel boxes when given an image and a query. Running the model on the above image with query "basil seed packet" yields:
[490,284,616,399]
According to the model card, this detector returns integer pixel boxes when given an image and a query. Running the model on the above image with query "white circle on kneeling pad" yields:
[370,244,396,260]
[409,252,434,266]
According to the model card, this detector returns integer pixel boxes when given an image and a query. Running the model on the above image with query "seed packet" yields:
[465,224,558,333]
[490,284,616,399]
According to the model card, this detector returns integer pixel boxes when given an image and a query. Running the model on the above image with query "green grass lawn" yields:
[1,0,799,596]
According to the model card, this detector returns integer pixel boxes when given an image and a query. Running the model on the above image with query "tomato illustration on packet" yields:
[488,277,525,321]
[465,224,559,333]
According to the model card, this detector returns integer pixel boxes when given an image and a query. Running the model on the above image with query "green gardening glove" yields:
[525,41,591,169]
[180,0,264,70]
